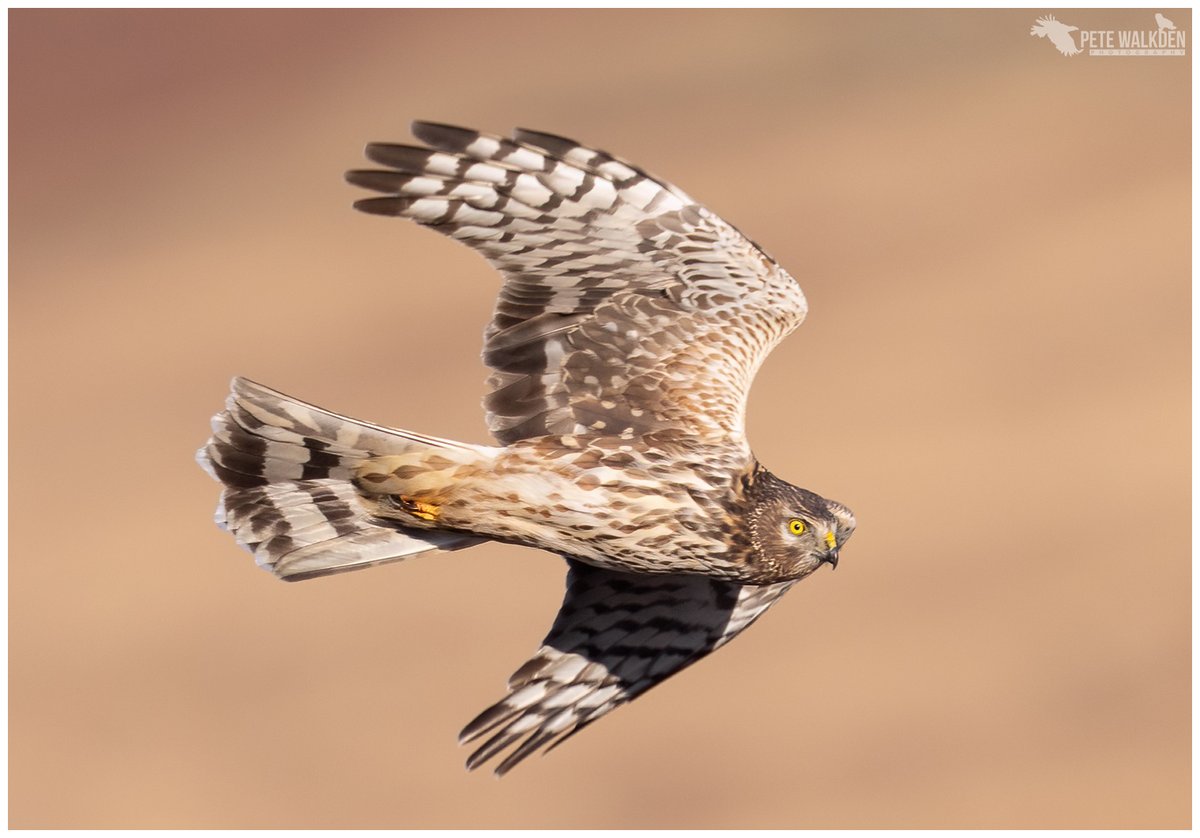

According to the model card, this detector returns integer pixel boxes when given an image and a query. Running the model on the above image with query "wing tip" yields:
[362,142,430,171]
[352,196,405,216]
[410,120,477,149]
[512,127,581,155]
[345,169,404,193]
[458,700,516,745]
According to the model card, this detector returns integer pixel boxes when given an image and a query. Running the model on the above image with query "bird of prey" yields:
[1030,14,1082,56]
[1155,12,1176,30]
[198,122,856,775]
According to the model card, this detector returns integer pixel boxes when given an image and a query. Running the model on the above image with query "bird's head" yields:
[746,469,856,580]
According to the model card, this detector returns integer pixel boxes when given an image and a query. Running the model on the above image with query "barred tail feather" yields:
[198,377,486,581]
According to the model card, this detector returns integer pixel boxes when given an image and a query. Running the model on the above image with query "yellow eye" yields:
[788,519,806,536]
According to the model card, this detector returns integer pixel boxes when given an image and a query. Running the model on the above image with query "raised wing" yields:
[458,560,796,775]
[346,122,808,446]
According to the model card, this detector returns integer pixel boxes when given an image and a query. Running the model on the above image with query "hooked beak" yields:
[822,531,839,569]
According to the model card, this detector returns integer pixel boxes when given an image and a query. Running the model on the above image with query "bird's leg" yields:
[396,496,441,521]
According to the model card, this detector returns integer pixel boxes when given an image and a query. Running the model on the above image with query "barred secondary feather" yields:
[198,121,855,775]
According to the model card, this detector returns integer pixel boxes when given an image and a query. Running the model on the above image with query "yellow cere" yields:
[824,531,838,549]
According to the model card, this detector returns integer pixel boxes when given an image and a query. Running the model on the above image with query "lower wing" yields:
[459,558,796,775]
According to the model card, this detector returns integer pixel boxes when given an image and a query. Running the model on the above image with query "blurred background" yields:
[9,8,1190,829]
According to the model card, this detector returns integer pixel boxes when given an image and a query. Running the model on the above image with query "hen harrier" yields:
[198,122,856,775]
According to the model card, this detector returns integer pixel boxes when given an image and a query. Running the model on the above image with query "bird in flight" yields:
[198,122,856,775]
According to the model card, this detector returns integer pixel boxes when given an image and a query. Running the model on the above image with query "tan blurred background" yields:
[9,8,1190,828]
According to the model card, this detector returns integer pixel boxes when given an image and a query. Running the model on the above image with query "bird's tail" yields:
[197,377,492,581]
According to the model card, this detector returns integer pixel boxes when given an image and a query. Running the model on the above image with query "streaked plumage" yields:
[198,122,855,774]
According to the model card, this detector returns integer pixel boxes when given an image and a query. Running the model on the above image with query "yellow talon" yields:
[399,496,441,521]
